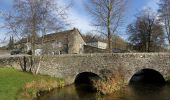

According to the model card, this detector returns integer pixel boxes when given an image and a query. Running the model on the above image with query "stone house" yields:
[15,28,86,55]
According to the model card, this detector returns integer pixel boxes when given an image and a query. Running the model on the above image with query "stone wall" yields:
[0,55,32,71]
[36,53,170,84]
[68,29,85,54]
[0,53,170,85]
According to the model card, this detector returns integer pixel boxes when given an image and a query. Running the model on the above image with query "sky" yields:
[67,0,159,36]
[0,0,160,46]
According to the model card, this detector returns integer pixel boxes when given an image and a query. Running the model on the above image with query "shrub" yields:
[17,79,65,99]
[94,66,126,94]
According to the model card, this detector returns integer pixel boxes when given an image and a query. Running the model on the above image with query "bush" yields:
[94,66,127,94]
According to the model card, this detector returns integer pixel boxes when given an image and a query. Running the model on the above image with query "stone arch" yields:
[74,72,101,85]
[74,72,101,92]
[129,68,166,85]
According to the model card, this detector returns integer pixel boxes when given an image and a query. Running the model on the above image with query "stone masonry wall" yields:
[0,53,170,85]
[37,53,170,84]
[0,55,32,71]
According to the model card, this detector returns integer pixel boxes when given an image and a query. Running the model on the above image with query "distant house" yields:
[83,41,108,53]
[86,41,107,49]
[15,28,86,55]
[83,45,107,53]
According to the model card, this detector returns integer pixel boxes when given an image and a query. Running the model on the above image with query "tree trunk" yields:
[147,32,151,52]
[108,30,112,53]
[168,26,170,52]
[107,3,112,53]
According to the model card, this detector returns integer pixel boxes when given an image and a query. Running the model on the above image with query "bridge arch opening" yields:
[74,72,101,92]
[129,69,165,85]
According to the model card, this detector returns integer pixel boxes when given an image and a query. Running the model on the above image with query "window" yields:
[58,42,62,47]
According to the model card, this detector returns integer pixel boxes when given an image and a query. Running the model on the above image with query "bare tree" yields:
[127,9,165,52]
[1,0,71,74]
[2,0,71,55]
[158,0,170,49]
[86,0,126,52]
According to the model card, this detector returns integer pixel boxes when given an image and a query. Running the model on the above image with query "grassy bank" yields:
[0,68,64,100]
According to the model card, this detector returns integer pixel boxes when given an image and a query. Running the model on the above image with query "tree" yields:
[112,34,128,49]
[158,0,170,49]
[82,32,106,43]
[2,0,71,55]
[127,9,164,52]
[7,36,14,50]
[1,0,71,74]
[86,0,126,52]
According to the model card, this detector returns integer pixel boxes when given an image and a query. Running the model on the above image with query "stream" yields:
[39,84,170,100]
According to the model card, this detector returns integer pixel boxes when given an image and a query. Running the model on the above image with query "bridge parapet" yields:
[36,53,170,84]
[0,53,170,85]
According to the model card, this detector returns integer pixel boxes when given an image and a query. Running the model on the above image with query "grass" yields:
[0,67,64,100]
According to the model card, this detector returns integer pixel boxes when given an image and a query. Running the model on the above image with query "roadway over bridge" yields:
[1,53,170,85]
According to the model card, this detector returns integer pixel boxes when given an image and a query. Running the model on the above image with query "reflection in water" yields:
[128,84,164,100]
[39,69,169,100]
[39,84,170,100]
[38,85,100,100]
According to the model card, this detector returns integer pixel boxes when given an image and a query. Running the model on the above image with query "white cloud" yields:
[59,0,94,33]
[67,10,93,33]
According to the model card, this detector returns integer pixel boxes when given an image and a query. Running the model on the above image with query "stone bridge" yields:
[1,53,170,85]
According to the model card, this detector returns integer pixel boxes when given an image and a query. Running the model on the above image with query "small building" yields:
[86,41,107,49]
[83,41,108,53]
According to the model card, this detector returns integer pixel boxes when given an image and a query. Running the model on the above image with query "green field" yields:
[0,68,64,100]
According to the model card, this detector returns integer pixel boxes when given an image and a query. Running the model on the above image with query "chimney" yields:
[73,27,77,30]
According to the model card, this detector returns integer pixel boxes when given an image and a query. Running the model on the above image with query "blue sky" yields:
[68,0,159,36]
[0,0,159,46]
